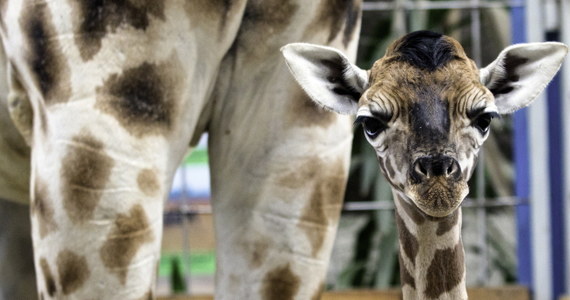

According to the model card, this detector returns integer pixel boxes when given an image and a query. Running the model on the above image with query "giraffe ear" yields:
[281,43,368,115]
[480,42,568,114]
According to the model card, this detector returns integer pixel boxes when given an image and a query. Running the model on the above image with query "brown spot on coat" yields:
[395,211,418,264]
[436,209,459,236]
[96,60,181,137]
[238,0,298,56]
[241,0,297,34]
[0,0,7,19]
[278,160,319,190]
[248,239,269,269]
[137,169,160,196]
[20,2,70,103]
[311,0,362,47]
[424,241,465,298]
[72,0,165,60]
[61,133,114,223]
[298,159,346,256]
[396,195,426,225]
[289,86,336,128]
[185,0,241,33]
[40,258,57,297]
[399,254,416,289]
[56,250,90,295]
[261,264,300,300]
[100,204,154,285]
[33,180,58,238]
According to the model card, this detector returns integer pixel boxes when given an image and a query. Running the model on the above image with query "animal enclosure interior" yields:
[158,1,570,300]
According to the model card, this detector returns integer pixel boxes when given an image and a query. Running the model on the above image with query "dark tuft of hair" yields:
[393,30,455,71]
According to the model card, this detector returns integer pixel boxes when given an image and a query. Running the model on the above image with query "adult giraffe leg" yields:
[27,107,185,299]
[208,1,362,298]
[0,1,246,298]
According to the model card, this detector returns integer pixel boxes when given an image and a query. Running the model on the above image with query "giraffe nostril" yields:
[446,159,461,180]
[416,161,428,177]
[446,164,455,176]
[411,158,430,183]
[411,155,461,182]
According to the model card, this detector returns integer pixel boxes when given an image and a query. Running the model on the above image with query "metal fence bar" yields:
[177,198,526,215]
[561,0,570,293]
[468,0,489,285]
[525,0,553,297]
[177,197,527,215]
[362,0,524,11]
[343,197,528,212]
[510,1,533,290]
[546,38,567,299]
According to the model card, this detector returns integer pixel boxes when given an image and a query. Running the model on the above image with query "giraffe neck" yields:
[393,192,467,300]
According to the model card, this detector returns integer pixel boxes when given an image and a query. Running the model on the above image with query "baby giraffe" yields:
[282,31,567,300]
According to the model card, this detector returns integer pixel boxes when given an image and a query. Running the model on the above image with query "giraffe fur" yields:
[0,0,363,299]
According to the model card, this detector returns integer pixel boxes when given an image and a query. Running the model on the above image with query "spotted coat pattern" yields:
[0,0,362,299]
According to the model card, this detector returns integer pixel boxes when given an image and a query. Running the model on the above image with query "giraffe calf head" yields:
[282,31,567,218]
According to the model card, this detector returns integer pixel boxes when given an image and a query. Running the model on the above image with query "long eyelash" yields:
[488,112,501,120]
[468,108,501,120]
[371,111,392,123]
[354,116,367,127]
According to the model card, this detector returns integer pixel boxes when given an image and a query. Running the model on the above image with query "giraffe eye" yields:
[355,116,387,139]
[472,113,497,134]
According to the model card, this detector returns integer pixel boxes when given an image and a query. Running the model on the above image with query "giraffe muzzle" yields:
[410,155,461,184]
[407,155,467,217]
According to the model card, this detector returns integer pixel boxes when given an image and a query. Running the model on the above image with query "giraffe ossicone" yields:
[283,30,567,299]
